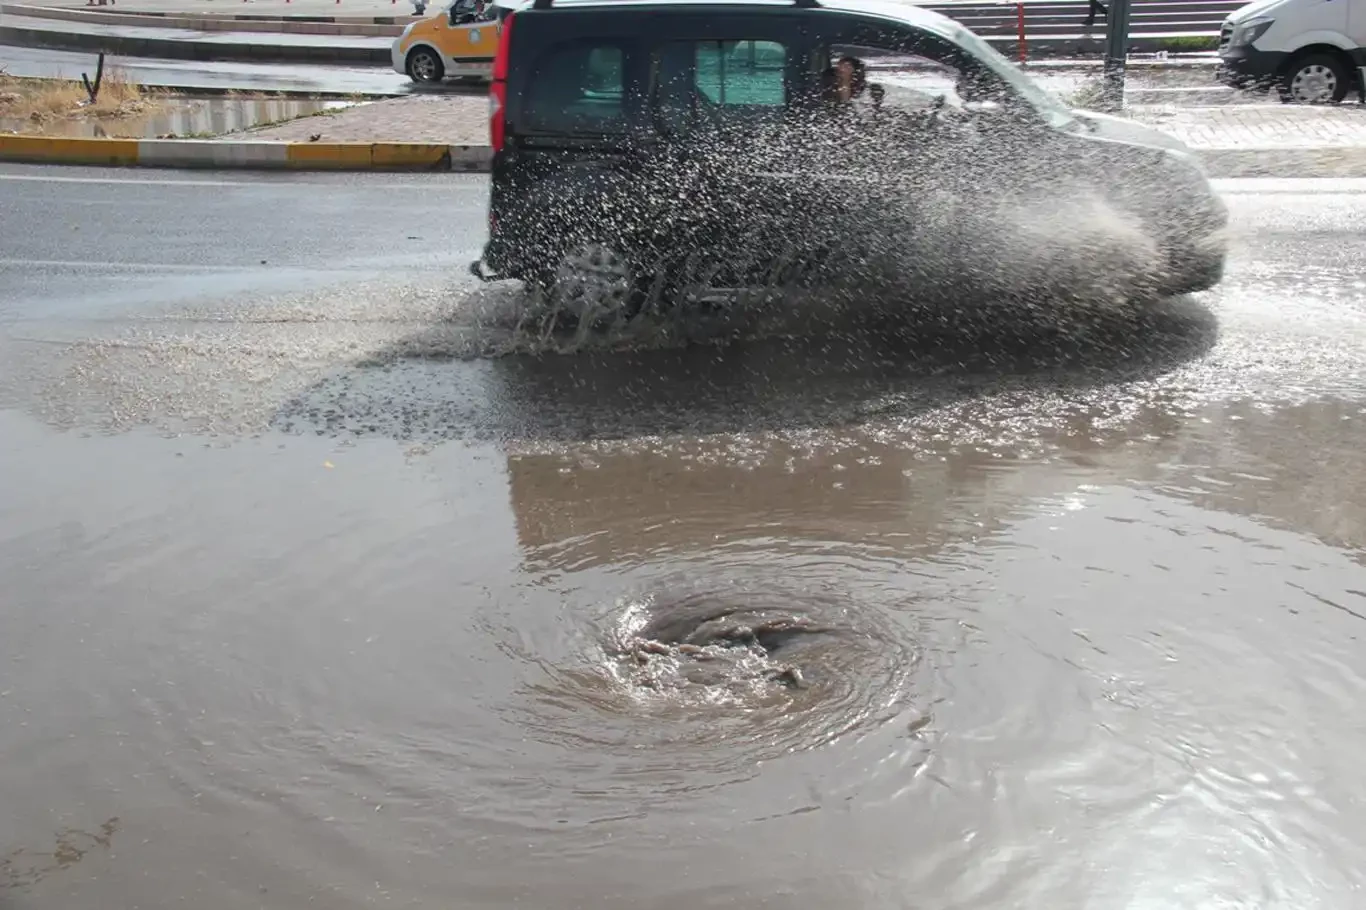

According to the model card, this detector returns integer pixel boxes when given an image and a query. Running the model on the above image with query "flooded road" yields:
[2,168,1366,908]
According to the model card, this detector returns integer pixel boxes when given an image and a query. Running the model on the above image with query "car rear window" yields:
[524,42,627,134]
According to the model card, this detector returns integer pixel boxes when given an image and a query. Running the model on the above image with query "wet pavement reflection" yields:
[2,180,1365,909]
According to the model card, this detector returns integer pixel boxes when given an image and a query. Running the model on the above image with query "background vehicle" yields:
[392,0,509,84]
[472,0,1229,321]
[1217,0,1366,103]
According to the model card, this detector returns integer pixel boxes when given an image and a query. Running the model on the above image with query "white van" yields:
[1216,0,1366,102]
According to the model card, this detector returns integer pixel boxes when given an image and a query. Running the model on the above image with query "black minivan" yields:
[471,0,1229,321]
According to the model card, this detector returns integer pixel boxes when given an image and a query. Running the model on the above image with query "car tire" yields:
[1161,253,1225,296]
[532,243,658,329]
[1277,52,1351,104]
[406,47,445,85]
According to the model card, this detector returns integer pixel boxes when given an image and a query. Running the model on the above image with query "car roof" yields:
[488,0,963,39]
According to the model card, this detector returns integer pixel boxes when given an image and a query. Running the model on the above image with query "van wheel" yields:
[1278,53,1350,104]
[539,243,652,328]
[406,48,445,84]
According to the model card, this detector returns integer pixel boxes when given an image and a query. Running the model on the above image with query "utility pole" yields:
[1101,0,1132,111]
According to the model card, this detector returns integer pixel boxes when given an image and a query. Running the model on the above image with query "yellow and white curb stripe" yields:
[0,136,493,171]
[4,134,1365,178]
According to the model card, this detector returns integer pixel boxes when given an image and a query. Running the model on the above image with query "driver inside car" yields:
[822,55,885,109]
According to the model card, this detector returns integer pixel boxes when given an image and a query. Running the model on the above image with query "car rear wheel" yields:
[536,243,651,328]
[1278,53,1351,104]
[1161,246,1226,295]
[406,47,445,85]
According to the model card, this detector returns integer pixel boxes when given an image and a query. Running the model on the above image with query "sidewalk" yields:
[216,94,1366,177]
[1130,103,1366,176]
[229,93,487,144]
[5,95,1362,173]
[1129,103,1366,150]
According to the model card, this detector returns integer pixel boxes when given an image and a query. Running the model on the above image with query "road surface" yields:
[2,163,1365,910]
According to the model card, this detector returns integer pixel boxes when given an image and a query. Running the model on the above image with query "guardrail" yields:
[925,0,1241,40]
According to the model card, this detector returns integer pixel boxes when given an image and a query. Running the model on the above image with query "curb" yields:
[4,135,1365,179]
[0,135,492,170]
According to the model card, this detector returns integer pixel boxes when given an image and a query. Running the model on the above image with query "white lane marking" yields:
[0,173,487,188]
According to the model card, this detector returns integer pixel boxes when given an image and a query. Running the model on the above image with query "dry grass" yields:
[0,66,163,132]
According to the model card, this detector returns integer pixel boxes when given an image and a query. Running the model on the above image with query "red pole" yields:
[1016,0,1027,64]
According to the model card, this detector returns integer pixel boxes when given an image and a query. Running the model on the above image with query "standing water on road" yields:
[2,174,1366,909]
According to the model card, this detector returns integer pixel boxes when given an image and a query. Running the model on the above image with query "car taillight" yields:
[489,80,507,151]
[489,11,515,152]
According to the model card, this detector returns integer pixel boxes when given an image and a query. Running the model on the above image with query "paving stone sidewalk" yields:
[224,94,488,144]
[229,93,1366,154]
[1128,103,1366,149]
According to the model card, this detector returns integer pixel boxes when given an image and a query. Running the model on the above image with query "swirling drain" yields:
[502,571,931,774]
[614,593,844,697]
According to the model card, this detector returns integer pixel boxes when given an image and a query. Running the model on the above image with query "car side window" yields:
[694,40,787,106]
[525,43,627,135]
[806,19,1010,116]
[652,38,789,132]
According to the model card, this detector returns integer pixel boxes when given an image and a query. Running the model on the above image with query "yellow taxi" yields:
[391,0,509,84]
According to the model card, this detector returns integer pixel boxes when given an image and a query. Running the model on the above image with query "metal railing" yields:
[923,0,1242,41]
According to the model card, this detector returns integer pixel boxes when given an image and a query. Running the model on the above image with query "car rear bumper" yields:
[474,228,518,278]
[468,258,505,282]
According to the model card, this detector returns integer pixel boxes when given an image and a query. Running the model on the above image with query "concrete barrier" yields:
[0,21,392,64]
[0,3,409,36]
[0,135,493,170]
[0,3,416,26]
[3,134,1365,178]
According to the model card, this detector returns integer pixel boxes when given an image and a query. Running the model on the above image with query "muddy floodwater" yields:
[2,175,1366,909]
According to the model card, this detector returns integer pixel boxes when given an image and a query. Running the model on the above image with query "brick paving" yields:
[222,93,488,144]
[1128,102,1366,149]
[226,92,1366,158]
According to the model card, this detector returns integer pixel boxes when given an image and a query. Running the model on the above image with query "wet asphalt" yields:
[2,164,1366,909]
